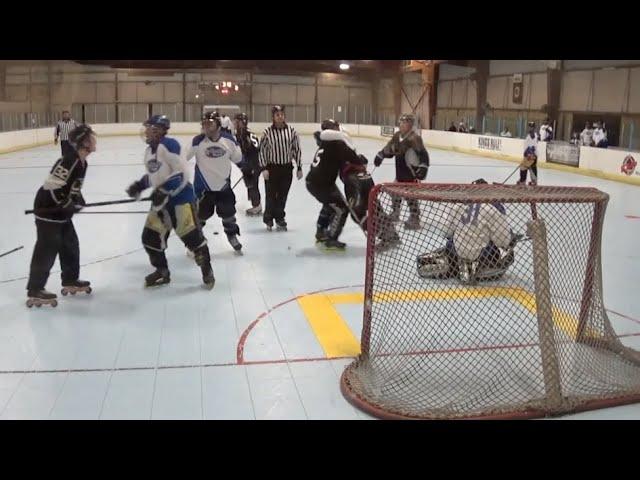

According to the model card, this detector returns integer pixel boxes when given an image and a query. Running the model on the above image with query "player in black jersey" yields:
[25,124,96,307]
[233,113,263,216]
[306,119,362,250]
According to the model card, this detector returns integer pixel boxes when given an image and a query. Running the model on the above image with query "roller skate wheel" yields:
[36,303,42,308]
[51,300,58,307]
[61,289,68,296]
[86,287,92,294]
[70,290,76,295]
[27,300,33,308]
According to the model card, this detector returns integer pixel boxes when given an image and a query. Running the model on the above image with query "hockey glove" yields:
[126,180,146,199]
[150,189,169,212]
[61,198,83,215]
[373,153,384,167]
[413,165,429,180]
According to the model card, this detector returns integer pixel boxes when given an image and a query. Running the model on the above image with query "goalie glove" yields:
[509,233,525,248]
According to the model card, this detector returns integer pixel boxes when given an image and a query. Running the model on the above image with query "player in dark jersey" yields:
[233,113,263,216]
[25,124,96,307]
[306,119,361,250]
[373,113,429,230]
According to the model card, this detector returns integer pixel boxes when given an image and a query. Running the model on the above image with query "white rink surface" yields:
[0,134,639,420]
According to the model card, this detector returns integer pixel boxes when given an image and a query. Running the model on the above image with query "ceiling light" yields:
[339,63,350,71]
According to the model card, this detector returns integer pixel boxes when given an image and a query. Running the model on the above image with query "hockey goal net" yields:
[340,183,640,419]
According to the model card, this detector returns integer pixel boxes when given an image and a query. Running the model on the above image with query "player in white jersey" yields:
[126,115,214,289]
[187,111,245,253]
[518,121,540,185]
[417,179,519,285]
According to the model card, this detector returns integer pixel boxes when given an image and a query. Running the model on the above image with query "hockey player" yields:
[307,119,360,250]
[188,111,245,253]
[312,121,399,251]
[26,124,96,307]
[518,121,539,185]
[417,179,518,285]
[373,113,429,230]
[126,115,215,289]
[233,112,262,216]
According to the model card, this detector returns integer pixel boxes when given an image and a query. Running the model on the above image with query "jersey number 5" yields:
[312,149,323,168]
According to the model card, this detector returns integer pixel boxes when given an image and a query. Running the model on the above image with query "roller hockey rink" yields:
[0,134,639,419]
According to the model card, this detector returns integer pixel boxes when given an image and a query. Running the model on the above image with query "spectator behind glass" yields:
[500,126,512,138]
[580,121,594,146]
[448,122,458,132]
[592,121,608,148]
[458,121,467,133]
[570,131,580,145]
[539,118,553,142]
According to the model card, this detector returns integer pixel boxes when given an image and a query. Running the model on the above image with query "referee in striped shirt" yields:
[259,105,303,231]
[54,111,78,156]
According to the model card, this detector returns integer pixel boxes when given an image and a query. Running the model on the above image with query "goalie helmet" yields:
[472,178,488,185]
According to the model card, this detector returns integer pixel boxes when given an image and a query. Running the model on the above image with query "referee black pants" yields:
[26,219,80,292]
[61,140,73,156]
[263,164,293,226]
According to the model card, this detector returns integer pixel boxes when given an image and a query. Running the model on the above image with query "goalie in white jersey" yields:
[188,111,245,253]
[417,179,519,284]
[126,115,214,289]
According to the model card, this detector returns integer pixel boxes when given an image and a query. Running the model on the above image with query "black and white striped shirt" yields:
[258,123,302,168]
[55,119,78,141]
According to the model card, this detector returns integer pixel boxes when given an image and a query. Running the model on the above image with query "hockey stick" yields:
[231,176,244,191]
[338,189,367,238]
[500,165,521,185]
[25,196,151,215]
[76,211,149,215]
[0,245,23,259]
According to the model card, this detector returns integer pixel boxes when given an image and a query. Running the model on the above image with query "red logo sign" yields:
[621,155,637,176]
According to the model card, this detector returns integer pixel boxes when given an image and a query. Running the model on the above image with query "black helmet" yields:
[399,113,416,126]
[527,121,536,128]
[471,178,488,185]
[143,114,170,131]
[321,118,340,131]
[234,112,249,126]
[68,124,95,150]
[271,105,285,116]
[202,110,221,126]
